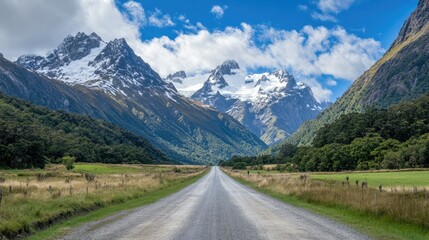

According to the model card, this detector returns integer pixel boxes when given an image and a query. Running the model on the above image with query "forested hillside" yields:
[224,94,429,171]
[0,93,170,169]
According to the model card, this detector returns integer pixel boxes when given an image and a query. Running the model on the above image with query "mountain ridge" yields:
[5,33,267,164]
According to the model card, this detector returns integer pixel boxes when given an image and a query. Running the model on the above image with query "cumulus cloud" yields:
[148,9,175,27]
[177,15,206,32]
[0,0,141,59]
[311,0,356,22]
[123,0,146,27]
[326,79,337,86]
[311,12,338,22]
[317,0,355,13]
[211,5,227,19]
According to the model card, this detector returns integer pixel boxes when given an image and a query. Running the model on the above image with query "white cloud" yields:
[311,0,356,22]
[148,9,175,28]
[298,5,308,11]
[326,79,337,86]
[0,0,142,59]
[211,5,227,19]
[178,15,206,32]
[123,1,146,27]
[317,0,355,14]
[311,12,337,22]
[136,23,275,77]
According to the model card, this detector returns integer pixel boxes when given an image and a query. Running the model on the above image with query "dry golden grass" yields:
[0,164,207,238]
[224,168,429,229]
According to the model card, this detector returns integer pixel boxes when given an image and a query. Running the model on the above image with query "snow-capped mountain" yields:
[167,60,324,145]
[13,33,266,164]
[17,32,167,95]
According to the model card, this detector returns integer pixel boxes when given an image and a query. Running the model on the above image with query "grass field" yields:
[225,168,429,240]
[72,163,174,174]
[310,170,429,187]
[0,163,207,239]
[227,170,429,240]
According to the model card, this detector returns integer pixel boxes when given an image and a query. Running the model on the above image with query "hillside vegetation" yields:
[224,94,429,171]
[0,93,170,169]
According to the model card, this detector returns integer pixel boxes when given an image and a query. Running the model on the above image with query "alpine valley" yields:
[165,60,328,145]
[0,32,267,164]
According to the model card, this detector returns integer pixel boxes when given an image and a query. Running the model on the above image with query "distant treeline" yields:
[0,93,170,169]
[222,94,429,171]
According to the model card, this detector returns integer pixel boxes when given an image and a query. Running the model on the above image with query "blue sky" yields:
[0,0,419,102]
[117,0,416,50]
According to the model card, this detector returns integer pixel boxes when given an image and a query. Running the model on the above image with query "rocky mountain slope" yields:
[283,0,429,147]
[2,33,266,164]
[166,60,323,145]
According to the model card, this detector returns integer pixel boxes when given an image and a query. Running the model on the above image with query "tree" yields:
[62,156,76,170]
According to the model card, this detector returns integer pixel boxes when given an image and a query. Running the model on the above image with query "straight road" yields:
[59,167,370,240]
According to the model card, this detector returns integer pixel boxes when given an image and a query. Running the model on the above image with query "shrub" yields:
[62,156,76,170]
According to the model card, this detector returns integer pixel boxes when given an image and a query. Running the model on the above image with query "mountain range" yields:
[166,60,326,145]
[0,33,266,164]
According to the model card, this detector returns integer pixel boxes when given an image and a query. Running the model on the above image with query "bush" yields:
[232,162,247,170]
[62,156,76,170]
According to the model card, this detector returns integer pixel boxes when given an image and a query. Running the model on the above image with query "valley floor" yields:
[52,167,368,240]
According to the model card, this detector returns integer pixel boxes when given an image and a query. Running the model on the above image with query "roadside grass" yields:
[29,171,206,240]
[224,168,429,240]
[310,170,429,187]
[0,164,208,239]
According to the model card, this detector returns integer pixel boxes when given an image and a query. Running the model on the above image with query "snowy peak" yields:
[15,32,167,93]
[273,69,293,83]
[17,32,103,71]
[214,60,240,75]
[58,32,103,62]
[205,60,240,89]
[89,37,163,86]
[165,70,187,84]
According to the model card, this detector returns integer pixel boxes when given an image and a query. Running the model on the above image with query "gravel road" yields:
[58,167,370,240]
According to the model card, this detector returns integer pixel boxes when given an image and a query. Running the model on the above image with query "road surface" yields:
[59,167,370,240]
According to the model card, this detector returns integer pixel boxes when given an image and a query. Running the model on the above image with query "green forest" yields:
[0,93,170,169]
[223,94,429,171]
